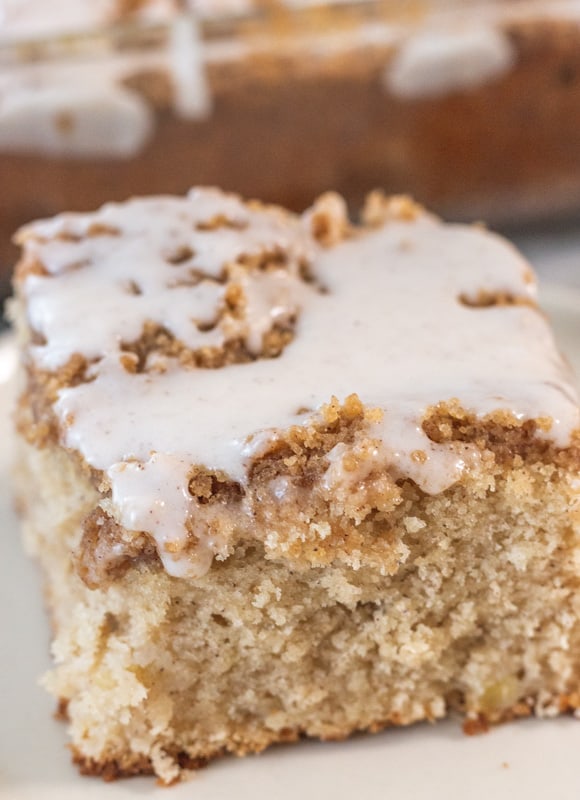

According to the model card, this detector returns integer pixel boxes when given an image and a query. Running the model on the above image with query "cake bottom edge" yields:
[65,692,580,784]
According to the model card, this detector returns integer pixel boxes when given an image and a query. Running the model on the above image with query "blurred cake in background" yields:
[1,0,580,303]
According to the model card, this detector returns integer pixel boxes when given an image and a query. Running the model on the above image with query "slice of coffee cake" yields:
[11,188,580,783]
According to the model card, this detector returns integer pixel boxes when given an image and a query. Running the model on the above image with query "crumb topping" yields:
[14,187,580,579]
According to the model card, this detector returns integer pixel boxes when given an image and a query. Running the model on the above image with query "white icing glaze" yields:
[0,0,114,40]
[187,0,252,19]
[323,430,481,499]
[109,454,221,577]
[386,23,515,99]
[0,5,209,157]
[169,13,211,119]
[24,189,312,367]
[0,84,153,158]
[0,0,177,41]
[19,188,580,578]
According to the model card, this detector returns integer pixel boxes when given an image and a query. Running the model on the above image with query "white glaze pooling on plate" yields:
[18,189,580,578]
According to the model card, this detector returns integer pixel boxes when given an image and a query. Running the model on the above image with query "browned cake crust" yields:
[71,747,212,783]
[64,689,580,782]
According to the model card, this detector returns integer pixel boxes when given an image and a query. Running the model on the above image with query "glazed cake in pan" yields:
[12,188,580,783]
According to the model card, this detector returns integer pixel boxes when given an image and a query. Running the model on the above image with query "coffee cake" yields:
[11,188,580,783]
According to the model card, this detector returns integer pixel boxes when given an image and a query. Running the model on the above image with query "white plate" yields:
[2,285,580,800]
